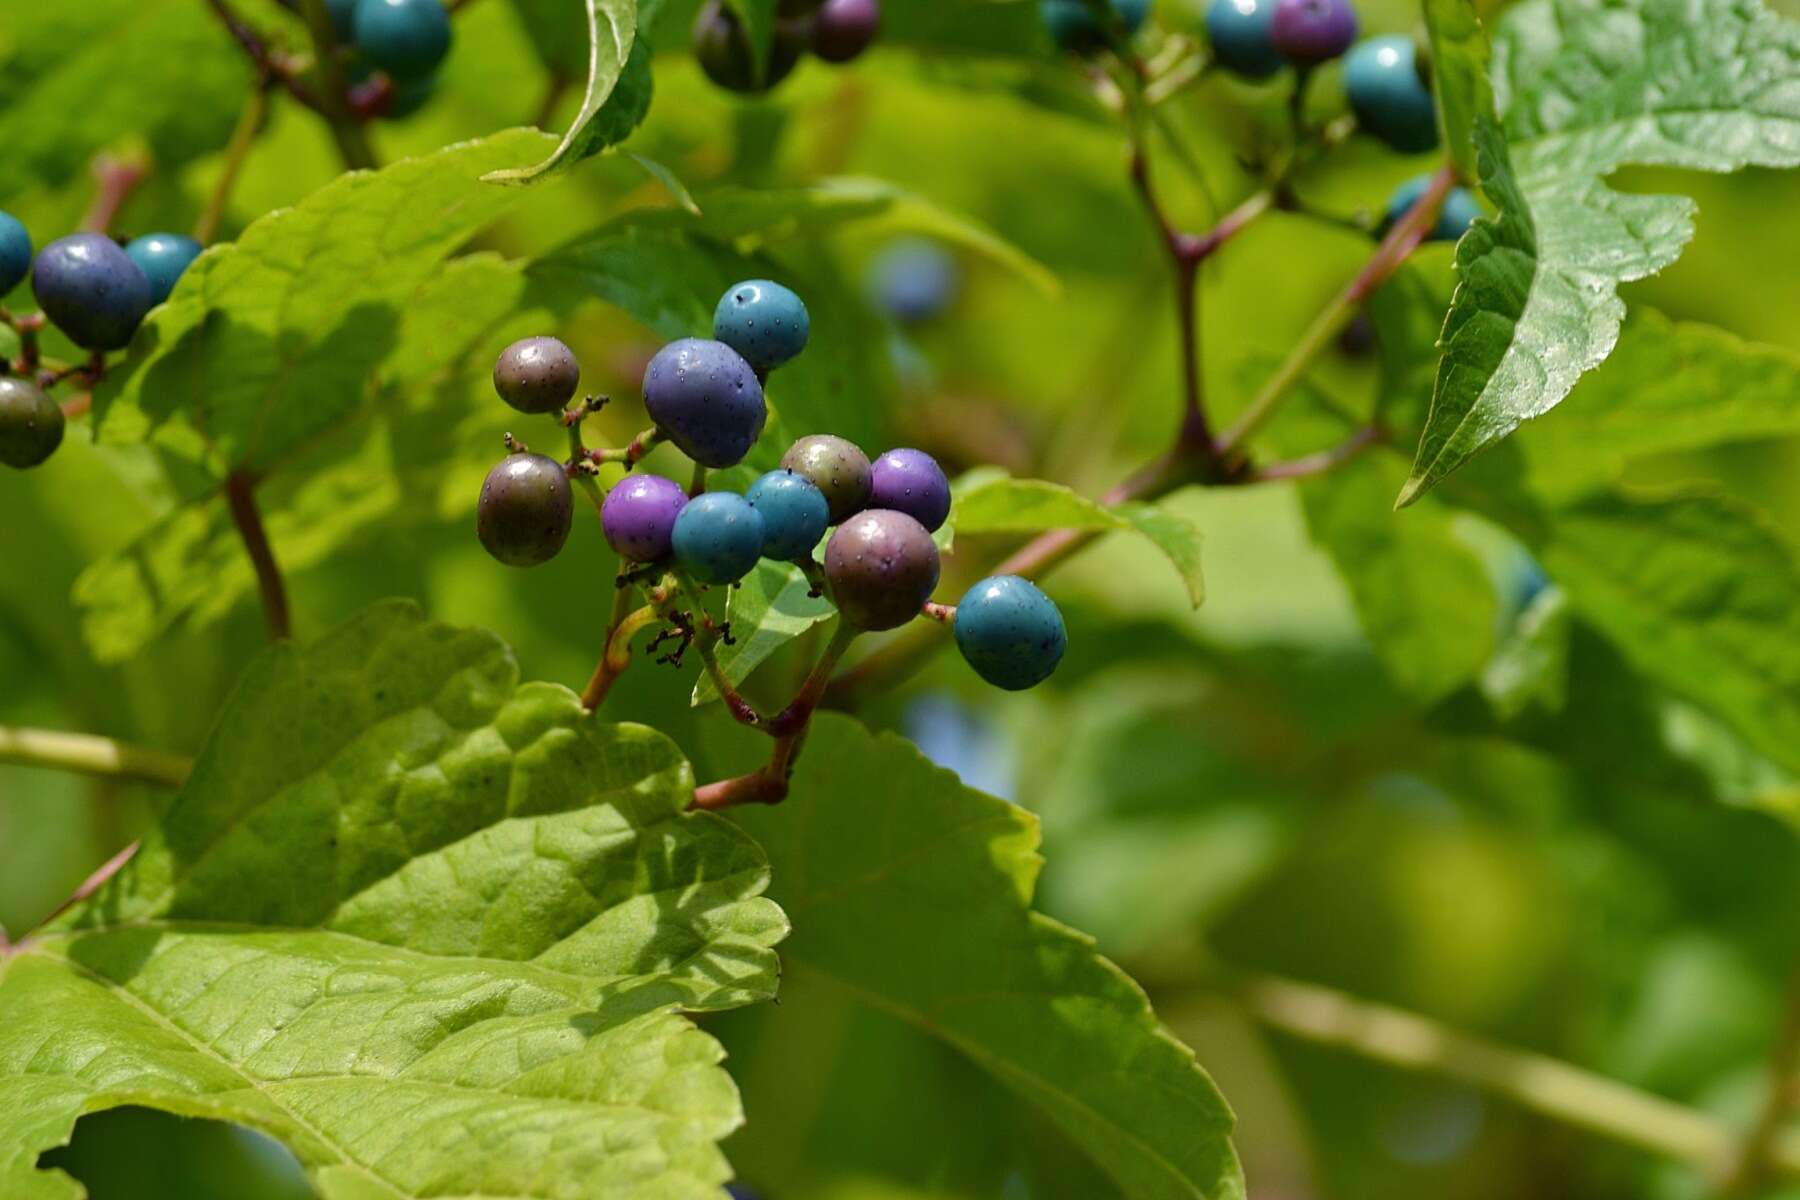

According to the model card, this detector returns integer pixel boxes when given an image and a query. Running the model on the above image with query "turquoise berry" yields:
[673,491,767,584]
[954,575,1067,691]
[713,279,810,374]
[124,233,204,306]
[1384,176,1482,241]
[1205,0,1283,79]
[747,469,830,561]
[0,210,31,295]
[352,0,452,81]
[1343,36,1437,153]
[1040,0,1150,53]
[327,0,358,37]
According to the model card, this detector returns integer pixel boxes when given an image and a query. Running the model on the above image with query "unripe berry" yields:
[953,575,1066,690]
[1269,0,1356,65]
[1384,176,1482,241]
[811,0,881,63]
[1205,0,1283,78]
[1040,0,1151,53]
[602,474,688,563]
[477,453,573,567]
[780,434,872,523]
[31,233,154,351]
[867,447,950,533]
[823,509,940,631]
[713,279,810,374]
[124,233,203,306]
[494,336,581,414]
[0,377,65,470]
[1343,35,1437,153]
[868,240,958,324]
[693,0,806,92]
[746,469,830,561]
[352,0,452,81]
[0,210,31,295]
[643,338,767,468]
[672,491,766,584]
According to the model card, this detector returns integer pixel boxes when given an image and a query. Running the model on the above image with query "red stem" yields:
[224,473,291,642]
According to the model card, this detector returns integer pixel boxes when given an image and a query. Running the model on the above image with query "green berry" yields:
[477,453,573,567]
[780,434,872,524]
[0,377,65,469]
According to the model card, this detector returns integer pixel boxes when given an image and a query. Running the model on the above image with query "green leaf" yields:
[0,601,786,1199]
[1479,585,1572,719]
[950,475,1205,607]
[691,560,832,706]
[626,153,703,216]
[730,715,1246,1200]
[483,1,649,184]
[1420,0,1492,180]
[1399,0,1800,505]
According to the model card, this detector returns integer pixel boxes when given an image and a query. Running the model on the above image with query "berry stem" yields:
[78,154,148,237]
[581,586,659,711]
[293,0,380,171]
[920,601,956,624]
[204,0,327,113]
[196,82,270,245]
[688,462,709,498]
[1248,423,1385,482]
[1719,963,1800,1195]
[0,726,192,789]
[224,472,292,643]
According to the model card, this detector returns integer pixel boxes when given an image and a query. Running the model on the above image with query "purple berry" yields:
[31,233,154,351]
[868,448,950,533]
[1270,0,1356,64]
[823,509,941,631]
[811,0,880,62]
[642,337,767,469]
[601,474,688,563]
[494,336,581,414]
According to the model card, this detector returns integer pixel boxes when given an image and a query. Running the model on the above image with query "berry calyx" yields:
[672,491,766,584]
[351,0,452,81]
[811,0,881,63]
[494,336,582,414]
[124,233,204,306]
[867,447,950,533]
[1204,0,1284,79]
[0,210,32,295]
[823,509,940,631]
[0,377,65,470]
[780,434,872,523]
[1040,0,1151,53]
[747,469,830,561]
[643,338,767,469]
[713,279,810,374]
[1269,0,1356,65]
[31,232,154,351]
[1343,35,1437,153]
[477,452,573,567]
[953,575,1067,690]
[1384,176,1482,241]
[693,0,807,93]
[602,474,688,563]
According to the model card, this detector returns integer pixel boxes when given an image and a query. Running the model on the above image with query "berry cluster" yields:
[694,0,881,95]
[282,0,452,119]
[0,207,203,470]
[475,279,1066,696]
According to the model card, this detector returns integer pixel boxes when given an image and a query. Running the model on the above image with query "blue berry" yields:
[1343,36,1436,153]
[31,233,154,351]
[673,491,766,584]
[1270,0,1356,65]
[1384,176,1482,241]
[352,0,452,81]
[868,448,950,533]
[868,240,958,324]
[124,233,203,306]
[643,338,768,469]
[747,469,830,561]
[0,211,31,295]
[953,575,1067,691]
[1040,0,1151,53]
[713,279,810,374]
[1205,0,1283,79]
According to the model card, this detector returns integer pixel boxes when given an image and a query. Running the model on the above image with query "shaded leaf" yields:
[691,560,832,706]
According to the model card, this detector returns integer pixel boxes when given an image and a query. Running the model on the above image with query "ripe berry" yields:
[1343,35,1437,153]
[1205,0,1283,79]
[1384,176,1482,241]
[477,453,573,567]
[823,509,940,631]
[868,448,950,533]
[672,491,766,584]
[0,210,31,295]
[747,469,830,561]
[494,336,581,414]
[780,434,871,523]
[31,233,154,351]
[124,233,203,306]
[643,338,767,468]
[602,474,688,563]
[0,377,65,469]
[953,575,1067,691]
[811,0,881,63]
[352,0,452,81]
[868,240,958,324]
[1270,0,1356,65]
[693,0,806,92]
[1040,0,1150,52]
[713,279,810,374]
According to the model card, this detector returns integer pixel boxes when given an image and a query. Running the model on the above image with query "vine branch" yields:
[224,472,292,642]
[1721,964,1800,1195]
[0,727,192,788]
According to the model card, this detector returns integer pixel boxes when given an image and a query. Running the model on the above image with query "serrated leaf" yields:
[691,560,832,706]
[951,475,1205,607]
[0,602,786,1199]
[1421,0,1492,180]
[484,1,648,184]
[730,715,1246,1200]
[1399,0,1800,505]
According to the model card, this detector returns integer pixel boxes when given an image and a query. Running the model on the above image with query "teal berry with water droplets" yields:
[352,0,452,80]
[124,233,203,305]
[673,491,766,584]
[747,469,830,561]
[953,575,1066,690]
[0,210,31,295]
[0,378,65,469]
[713,279,810,374]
